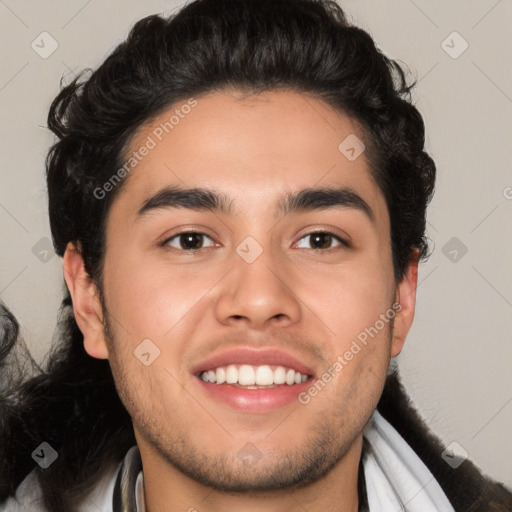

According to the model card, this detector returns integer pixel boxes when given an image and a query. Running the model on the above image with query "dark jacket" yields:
[377,371,512,512]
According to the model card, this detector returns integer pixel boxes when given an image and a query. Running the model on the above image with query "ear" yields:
[62,242,109,359]
[390,248,419,357]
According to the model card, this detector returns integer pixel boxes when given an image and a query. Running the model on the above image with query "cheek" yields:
[102,253,218,343]
[298,259,394,344]
[297,257,395,394]
[305,318,392,424]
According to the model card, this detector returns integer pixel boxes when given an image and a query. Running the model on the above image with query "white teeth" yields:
[239,365,255,385]
[199,364,309,386]
[255,365,274,386]
[274,366,286,384]
[226,365,238,384]
[216,367,226,384]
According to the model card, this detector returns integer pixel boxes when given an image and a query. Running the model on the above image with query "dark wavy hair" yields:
[0,0,436,509]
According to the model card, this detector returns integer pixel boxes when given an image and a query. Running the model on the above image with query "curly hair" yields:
[0,0,436,510]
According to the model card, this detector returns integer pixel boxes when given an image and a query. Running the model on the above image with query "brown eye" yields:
[295,232,347,250]
[165,232,215,251]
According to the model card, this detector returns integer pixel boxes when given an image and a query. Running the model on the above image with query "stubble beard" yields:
[102,305,390,495]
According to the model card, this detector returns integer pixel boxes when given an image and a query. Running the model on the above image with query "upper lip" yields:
[191,347,316,377]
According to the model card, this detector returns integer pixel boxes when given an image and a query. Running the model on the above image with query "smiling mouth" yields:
[197,364,311,389]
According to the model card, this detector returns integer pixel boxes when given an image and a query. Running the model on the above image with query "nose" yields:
[214,244,302,330]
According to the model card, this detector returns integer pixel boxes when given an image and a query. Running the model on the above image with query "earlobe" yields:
[62,242,109,360]
[390,249,419,357]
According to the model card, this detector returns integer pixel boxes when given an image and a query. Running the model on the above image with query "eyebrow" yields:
[137,185,374,222]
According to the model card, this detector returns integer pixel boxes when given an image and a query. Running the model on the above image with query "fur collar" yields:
[376,371,512,511]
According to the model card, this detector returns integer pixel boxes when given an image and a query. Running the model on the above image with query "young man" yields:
[0,0,510,511]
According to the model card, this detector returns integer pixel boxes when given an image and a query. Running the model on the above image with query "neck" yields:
[138,434,363,512]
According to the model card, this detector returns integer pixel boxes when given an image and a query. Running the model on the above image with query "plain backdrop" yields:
[0,0,511,487]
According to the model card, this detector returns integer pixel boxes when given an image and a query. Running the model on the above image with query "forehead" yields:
[112,89,386,222]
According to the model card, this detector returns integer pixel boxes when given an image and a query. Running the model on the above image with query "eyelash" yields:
[161,230,350,252]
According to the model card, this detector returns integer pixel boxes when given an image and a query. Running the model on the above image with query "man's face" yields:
[93,90,411,490]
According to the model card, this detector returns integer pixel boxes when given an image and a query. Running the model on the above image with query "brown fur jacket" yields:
[377,371,512,511]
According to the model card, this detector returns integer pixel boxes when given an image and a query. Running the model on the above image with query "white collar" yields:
[362,410,454,511]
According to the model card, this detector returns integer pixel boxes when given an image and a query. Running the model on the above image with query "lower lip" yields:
[195,376,314,413]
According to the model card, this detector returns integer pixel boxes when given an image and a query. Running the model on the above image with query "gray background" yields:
[0,0,511,487]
